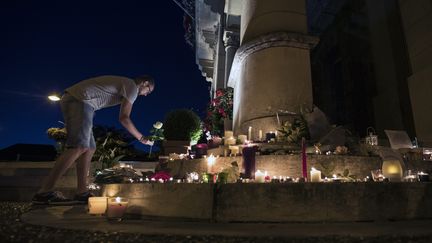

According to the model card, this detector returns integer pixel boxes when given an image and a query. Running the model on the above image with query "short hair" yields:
[134,75,155,87]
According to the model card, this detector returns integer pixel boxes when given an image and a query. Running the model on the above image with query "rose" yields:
[153,121,163,129]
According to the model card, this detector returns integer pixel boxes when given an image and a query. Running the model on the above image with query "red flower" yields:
[216,89,224,97]
[150,171,172,182]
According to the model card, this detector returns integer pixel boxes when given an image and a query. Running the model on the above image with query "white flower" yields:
[153,121,163,129]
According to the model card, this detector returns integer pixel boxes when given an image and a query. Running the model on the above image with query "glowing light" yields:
[48,95,60,101]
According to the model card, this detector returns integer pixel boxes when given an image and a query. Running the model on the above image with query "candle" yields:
[276,112,280,125]
[310,167,322,182]
[107,197,128,219]
[242,146,257,179]
[224,130,233,138]
[301,137,307,180]
[88,197,107,215]
[238,135,247,144]
[382,160,403,182]
[225,136,236,145]
[418,172,430,182]
[229,145,239,156]
[248,126,252,141]
[206,154,216,173]
[258,130,263,141]
[255,170,266,183]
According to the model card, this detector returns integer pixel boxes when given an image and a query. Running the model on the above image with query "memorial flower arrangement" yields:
[148,121,164,157]
[205,87,233,136]
[277,115,309,144]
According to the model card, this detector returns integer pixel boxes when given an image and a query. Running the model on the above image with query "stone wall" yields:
[167,154,432,179]
[102,182,432,222]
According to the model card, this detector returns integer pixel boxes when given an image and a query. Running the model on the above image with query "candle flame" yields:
[115,197,121,203]
[207,154,216,166]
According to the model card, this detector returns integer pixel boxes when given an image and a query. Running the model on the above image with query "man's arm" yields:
[119,98,152,145]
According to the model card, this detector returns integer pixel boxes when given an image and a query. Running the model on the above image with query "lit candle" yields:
[258,130,263,141]
[248,126,252,141]
[88,197,107,215]
[206,154,216,173]
[310,167,322,182]
[106,197,128,219]
[255,170,266,183]
[418,172,430,182]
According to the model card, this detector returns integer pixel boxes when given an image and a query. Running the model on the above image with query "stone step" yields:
[101,182,432,222]
[0,187,77,201]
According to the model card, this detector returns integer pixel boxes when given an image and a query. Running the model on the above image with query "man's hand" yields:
[139,136,154,146]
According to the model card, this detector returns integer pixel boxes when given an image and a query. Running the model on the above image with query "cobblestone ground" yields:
[1,202,431,243]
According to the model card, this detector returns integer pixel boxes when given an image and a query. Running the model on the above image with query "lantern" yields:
[365,127,378,146]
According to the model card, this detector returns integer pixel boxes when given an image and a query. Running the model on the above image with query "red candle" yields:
[301,137,307,180]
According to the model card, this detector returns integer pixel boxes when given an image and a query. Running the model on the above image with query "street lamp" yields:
[48,94,61,101]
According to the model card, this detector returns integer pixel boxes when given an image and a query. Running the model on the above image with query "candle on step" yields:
[238,134,247,144]
[255,170,266,183]
[248,126,252,141]
[107,197,128,219]
[310,167,322,182]
[229,145,239,156]
[206,154,216,173]
[301,137,307,180]
[88,197,107,215]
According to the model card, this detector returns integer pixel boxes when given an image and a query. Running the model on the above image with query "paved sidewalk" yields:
[21,205,432,239]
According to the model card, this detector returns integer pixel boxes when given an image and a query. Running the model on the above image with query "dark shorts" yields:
[60,93,96,149]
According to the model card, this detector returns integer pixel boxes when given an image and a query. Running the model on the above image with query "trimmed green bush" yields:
[163,109,202,143]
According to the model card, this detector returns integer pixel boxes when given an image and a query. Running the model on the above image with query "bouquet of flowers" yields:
[205,87,233,136]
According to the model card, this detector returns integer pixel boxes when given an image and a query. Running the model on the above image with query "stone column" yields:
[227,0,318,137]
[223,30,240,87]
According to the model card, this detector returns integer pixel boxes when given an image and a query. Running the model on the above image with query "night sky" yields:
[0,1,210,150]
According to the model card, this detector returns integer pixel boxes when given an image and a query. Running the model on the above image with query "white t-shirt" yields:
[65,75,138,110]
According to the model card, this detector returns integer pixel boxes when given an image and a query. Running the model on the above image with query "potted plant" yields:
[163,109,202,155]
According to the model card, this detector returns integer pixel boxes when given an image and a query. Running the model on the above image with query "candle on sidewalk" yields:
[107,197,128,219]
[88,197,107,215]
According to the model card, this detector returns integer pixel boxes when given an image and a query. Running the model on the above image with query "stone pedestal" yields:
[229,32,318,135]
[227,0,319,136]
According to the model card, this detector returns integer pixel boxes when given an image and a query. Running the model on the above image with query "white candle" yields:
[88,197,107,215]
[248,126,252,141]
[225,136,236,145]
[206,154,216,173]
[238,135,247,144]
[107,197,128,218]
[229,145,239,156]
[258,130,263,141]
[224,130,233,138]
[255,170,266,183]
[310,167,322,182]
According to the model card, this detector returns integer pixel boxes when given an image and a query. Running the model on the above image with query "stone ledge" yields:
[102,182,432,222]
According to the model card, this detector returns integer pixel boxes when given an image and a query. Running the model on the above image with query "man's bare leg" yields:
[76,148,96,194]
[38,148,87,193]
